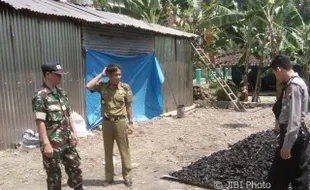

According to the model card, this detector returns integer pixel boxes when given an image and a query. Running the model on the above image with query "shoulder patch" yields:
[286,86,292,98]
[33,90,46,103]
[101,82,108,88]
[37,87,49,97]
[120,83,130,89]
[33,91,40,99]
[127,89,133,96]
[120,83,133,96]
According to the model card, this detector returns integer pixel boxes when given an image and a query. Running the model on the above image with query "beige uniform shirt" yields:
[91,82,134,117]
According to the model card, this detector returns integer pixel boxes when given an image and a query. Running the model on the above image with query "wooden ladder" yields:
[191,42,246,112]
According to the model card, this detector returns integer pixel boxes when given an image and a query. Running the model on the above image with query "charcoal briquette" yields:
[170,129,310,189]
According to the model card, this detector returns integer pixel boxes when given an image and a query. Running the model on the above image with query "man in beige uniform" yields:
[86,64,134,187]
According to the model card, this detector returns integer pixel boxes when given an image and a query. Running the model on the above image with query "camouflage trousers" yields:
[42,147,83,190]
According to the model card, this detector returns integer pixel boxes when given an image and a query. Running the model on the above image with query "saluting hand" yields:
[102,67,107,77]
[280,148,291,159]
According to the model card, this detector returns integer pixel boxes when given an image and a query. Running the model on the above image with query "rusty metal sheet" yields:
[0,0,197,38]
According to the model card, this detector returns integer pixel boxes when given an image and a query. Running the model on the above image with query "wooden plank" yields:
[161,175,210,189]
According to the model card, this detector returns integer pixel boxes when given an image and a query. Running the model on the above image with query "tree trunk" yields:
[252,59,263,102]
[307,64,310,86]
[204,27,216,65]
[242,51,250,102]
[166,4,175,27]
[268,23,281,129]
[302,63,310,86]
[268,23,281,98]
[269,25,279,57]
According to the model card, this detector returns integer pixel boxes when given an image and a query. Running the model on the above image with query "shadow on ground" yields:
[62,179,124,187]
[221,123,250,128]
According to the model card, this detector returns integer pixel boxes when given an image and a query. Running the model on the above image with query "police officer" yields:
[268,55,310,190]
[32,62,84,190]
[86,64,134,187]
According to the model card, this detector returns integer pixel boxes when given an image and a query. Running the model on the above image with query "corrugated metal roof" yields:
[0,0,197,38]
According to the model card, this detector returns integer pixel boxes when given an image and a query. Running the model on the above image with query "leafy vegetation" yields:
[93,0,310,102]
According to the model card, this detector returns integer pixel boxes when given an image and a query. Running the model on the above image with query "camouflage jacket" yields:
[32,83,74,152]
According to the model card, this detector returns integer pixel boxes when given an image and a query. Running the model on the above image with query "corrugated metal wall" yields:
[82,23,193,112]
[155,36,193,112]
[82,23,155,55]
[0,6,84,150]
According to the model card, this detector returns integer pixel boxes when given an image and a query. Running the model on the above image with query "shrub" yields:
[213,80,240,101]
[208,81,218,89]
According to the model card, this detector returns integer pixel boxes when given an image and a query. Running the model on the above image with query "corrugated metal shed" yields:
[0,0,196,150]
[0,0,197,38]
[0,4,84,150]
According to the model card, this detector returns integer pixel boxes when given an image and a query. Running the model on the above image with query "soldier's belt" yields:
[103,115,126,122]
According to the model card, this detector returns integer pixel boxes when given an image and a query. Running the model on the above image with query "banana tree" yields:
[176,8,202,33]
[251,33,271,102]
[247,0,305,97]
[93,0,109,10]
[300,26,310,86]
[202,0,305,99]
[125,0,166,23]
[201,1,262,101]
[103,0,168,24]
[286,25,310,85]
[235,21,261,102]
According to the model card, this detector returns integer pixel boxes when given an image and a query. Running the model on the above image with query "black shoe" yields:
[103,180,114,187]
[124,180,132,187]
[74,184,85,190]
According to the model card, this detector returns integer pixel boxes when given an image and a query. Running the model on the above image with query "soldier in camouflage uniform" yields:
[86,64,134,187]
[32,62,84,190]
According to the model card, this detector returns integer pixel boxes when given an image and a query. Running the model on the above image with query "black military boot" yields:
[124,179,133,187]
[74,184,85,190]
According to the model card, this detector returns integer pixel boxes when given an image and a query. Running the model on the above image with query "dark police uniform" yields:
[268,73,310,190]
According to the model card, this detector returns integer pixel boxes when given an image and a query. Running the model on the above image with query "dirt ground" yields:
[0,107,282,190]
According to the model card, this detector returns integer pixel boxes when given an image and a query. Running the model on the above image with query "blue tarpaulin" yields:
[85,49,165,130]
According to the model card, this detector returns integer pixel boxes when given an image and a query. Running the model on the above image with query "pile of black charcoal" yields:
[170,129,310,189]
